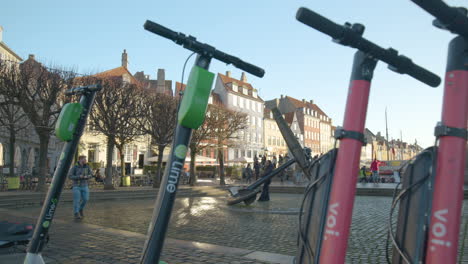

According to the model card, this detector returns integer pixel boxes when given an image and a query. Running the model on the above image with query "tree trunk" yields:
[118,146,125,187]
[36,133,50,192]
[118,147,125,177]
[153,145,165,188]
[218,147,225,186]
[8,127,15,178]
[104,136,115,190]
[189,149,197,186]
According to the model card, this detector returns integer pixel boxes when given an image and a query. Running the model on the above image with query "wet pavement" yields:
[5,192,468,263]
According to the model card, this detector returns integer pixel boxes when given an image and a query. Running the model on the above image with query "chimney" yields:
[0,26,3,42]
[156,69,166,93]
[309,100,314,104]
[302,99,306,103]
[226,71,231,77]
[280,94,283,99]
[241,72,247,82]
[121,49,128,69]
[28,54,35,60]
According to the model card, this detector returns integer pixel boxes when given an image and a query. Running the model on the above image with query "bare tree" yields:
[188,105,218,186]
[0,61,30,178]
[210,105,248,185]
[1,58,75,191]
[80,77,144,190]
[139,93,177,187]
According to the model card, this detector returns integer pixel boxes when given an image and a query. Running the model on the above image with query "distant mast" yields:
[385,107,390,160]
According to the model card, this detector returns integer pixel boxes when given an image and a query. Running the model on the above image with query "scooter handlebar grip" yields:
[144,20,178,41]
[296,7,344,39]
[236,61,265,78]
[407,64,441,87]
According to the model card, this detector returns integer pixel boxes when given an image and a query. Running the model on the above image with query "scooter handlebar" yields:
[410,0,468,37]
[296,7,344,40]
[65,84,102,96]
[296,7,441,87]
[144,20,179,42]
[144,20,265,78]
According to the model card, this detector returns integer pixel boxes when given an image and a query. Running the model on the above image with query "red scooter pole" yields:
[296,7,440,263]
[319,51,375,263]
[406,2,468,262]
[426,36,468,264]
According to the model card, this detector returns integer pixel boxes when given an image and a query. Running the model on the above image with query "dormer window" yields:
[232,83,238,92]
[242,87,248,95]
[253,90,258,98]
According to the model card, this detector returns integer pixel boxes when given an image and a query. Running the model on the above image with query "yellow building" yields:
[263,108,288,158]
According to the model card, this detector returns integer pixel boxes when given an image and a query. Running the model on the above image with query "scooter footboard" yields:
[391,147,436,263]
[297,148,337,264]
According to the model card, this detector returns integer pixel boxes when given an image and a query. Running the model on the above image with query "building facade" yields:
[263,108,288,158]
[213,71,264,160]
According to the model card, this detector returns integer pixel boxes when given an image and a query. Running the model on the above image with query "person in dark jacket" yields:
[258,160,273,202]
[254,156,260,181]
[69,155,93,219]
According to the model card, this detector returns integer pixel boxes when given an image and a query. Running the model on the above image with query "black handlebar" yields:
[410,0,468,37]
[144,20,265,78]
[296,7,441,87]
[65,84,102,96]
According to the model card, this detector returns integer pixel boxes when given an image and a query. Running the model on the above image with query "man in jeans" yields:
[69,155,93,219]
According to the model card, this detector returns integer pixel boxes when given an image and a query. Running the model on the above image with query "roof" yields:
[175,82,186,96]
[93,66,141,86]
[218,73,263,102]
[284,96,331,122]
[284,112,295,126]
[0,42,23,61]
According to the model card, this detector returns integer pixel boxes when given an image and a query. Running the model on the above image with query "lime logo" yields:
[51,198,58,204]
[42,221,50,228]
[174,145,187,159]
[60,152,65,160]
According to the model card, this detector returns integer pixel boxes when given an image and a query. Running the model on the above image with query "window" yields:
[240,97,244,108]
[232,83,238,92]
[125,145,132,162]
[232,95,237,107]
[246,99,250,110]
[258,117,262,128]
[253,90,257,98]
[252,116,256,126]
[268,136,271,145]
[257,103,261,113]
[243,87,248,95]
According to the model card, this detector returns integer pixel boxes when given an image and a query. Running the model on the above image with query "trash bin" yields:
[7,177,20,190]
[122,176,131,187]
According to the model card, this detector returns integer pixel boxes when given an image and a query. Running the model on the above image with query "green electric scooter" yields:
[140,20,265,264]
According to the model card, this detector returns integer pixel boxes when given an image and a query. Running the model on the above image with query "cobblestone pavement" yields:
[5,193,468,263]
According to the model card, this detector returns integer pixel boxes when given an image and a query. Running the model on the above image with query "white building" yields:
[213,71,264,160]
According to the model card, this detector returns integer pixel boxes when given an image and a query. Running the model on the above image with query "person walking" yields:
[69,155,93,220]
[245,163,253,184]
[370,158,381,183]
[254,156,260,181]
[258,160,273,202]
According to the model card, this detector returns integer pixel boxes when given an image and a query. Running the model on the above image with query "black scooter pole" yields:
[140,20,264,264]
[25,84,102,264]
[140,55,210,264]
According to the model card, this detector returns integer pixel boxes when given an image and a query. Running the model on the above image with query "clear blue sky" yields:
[2,0,466,148]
